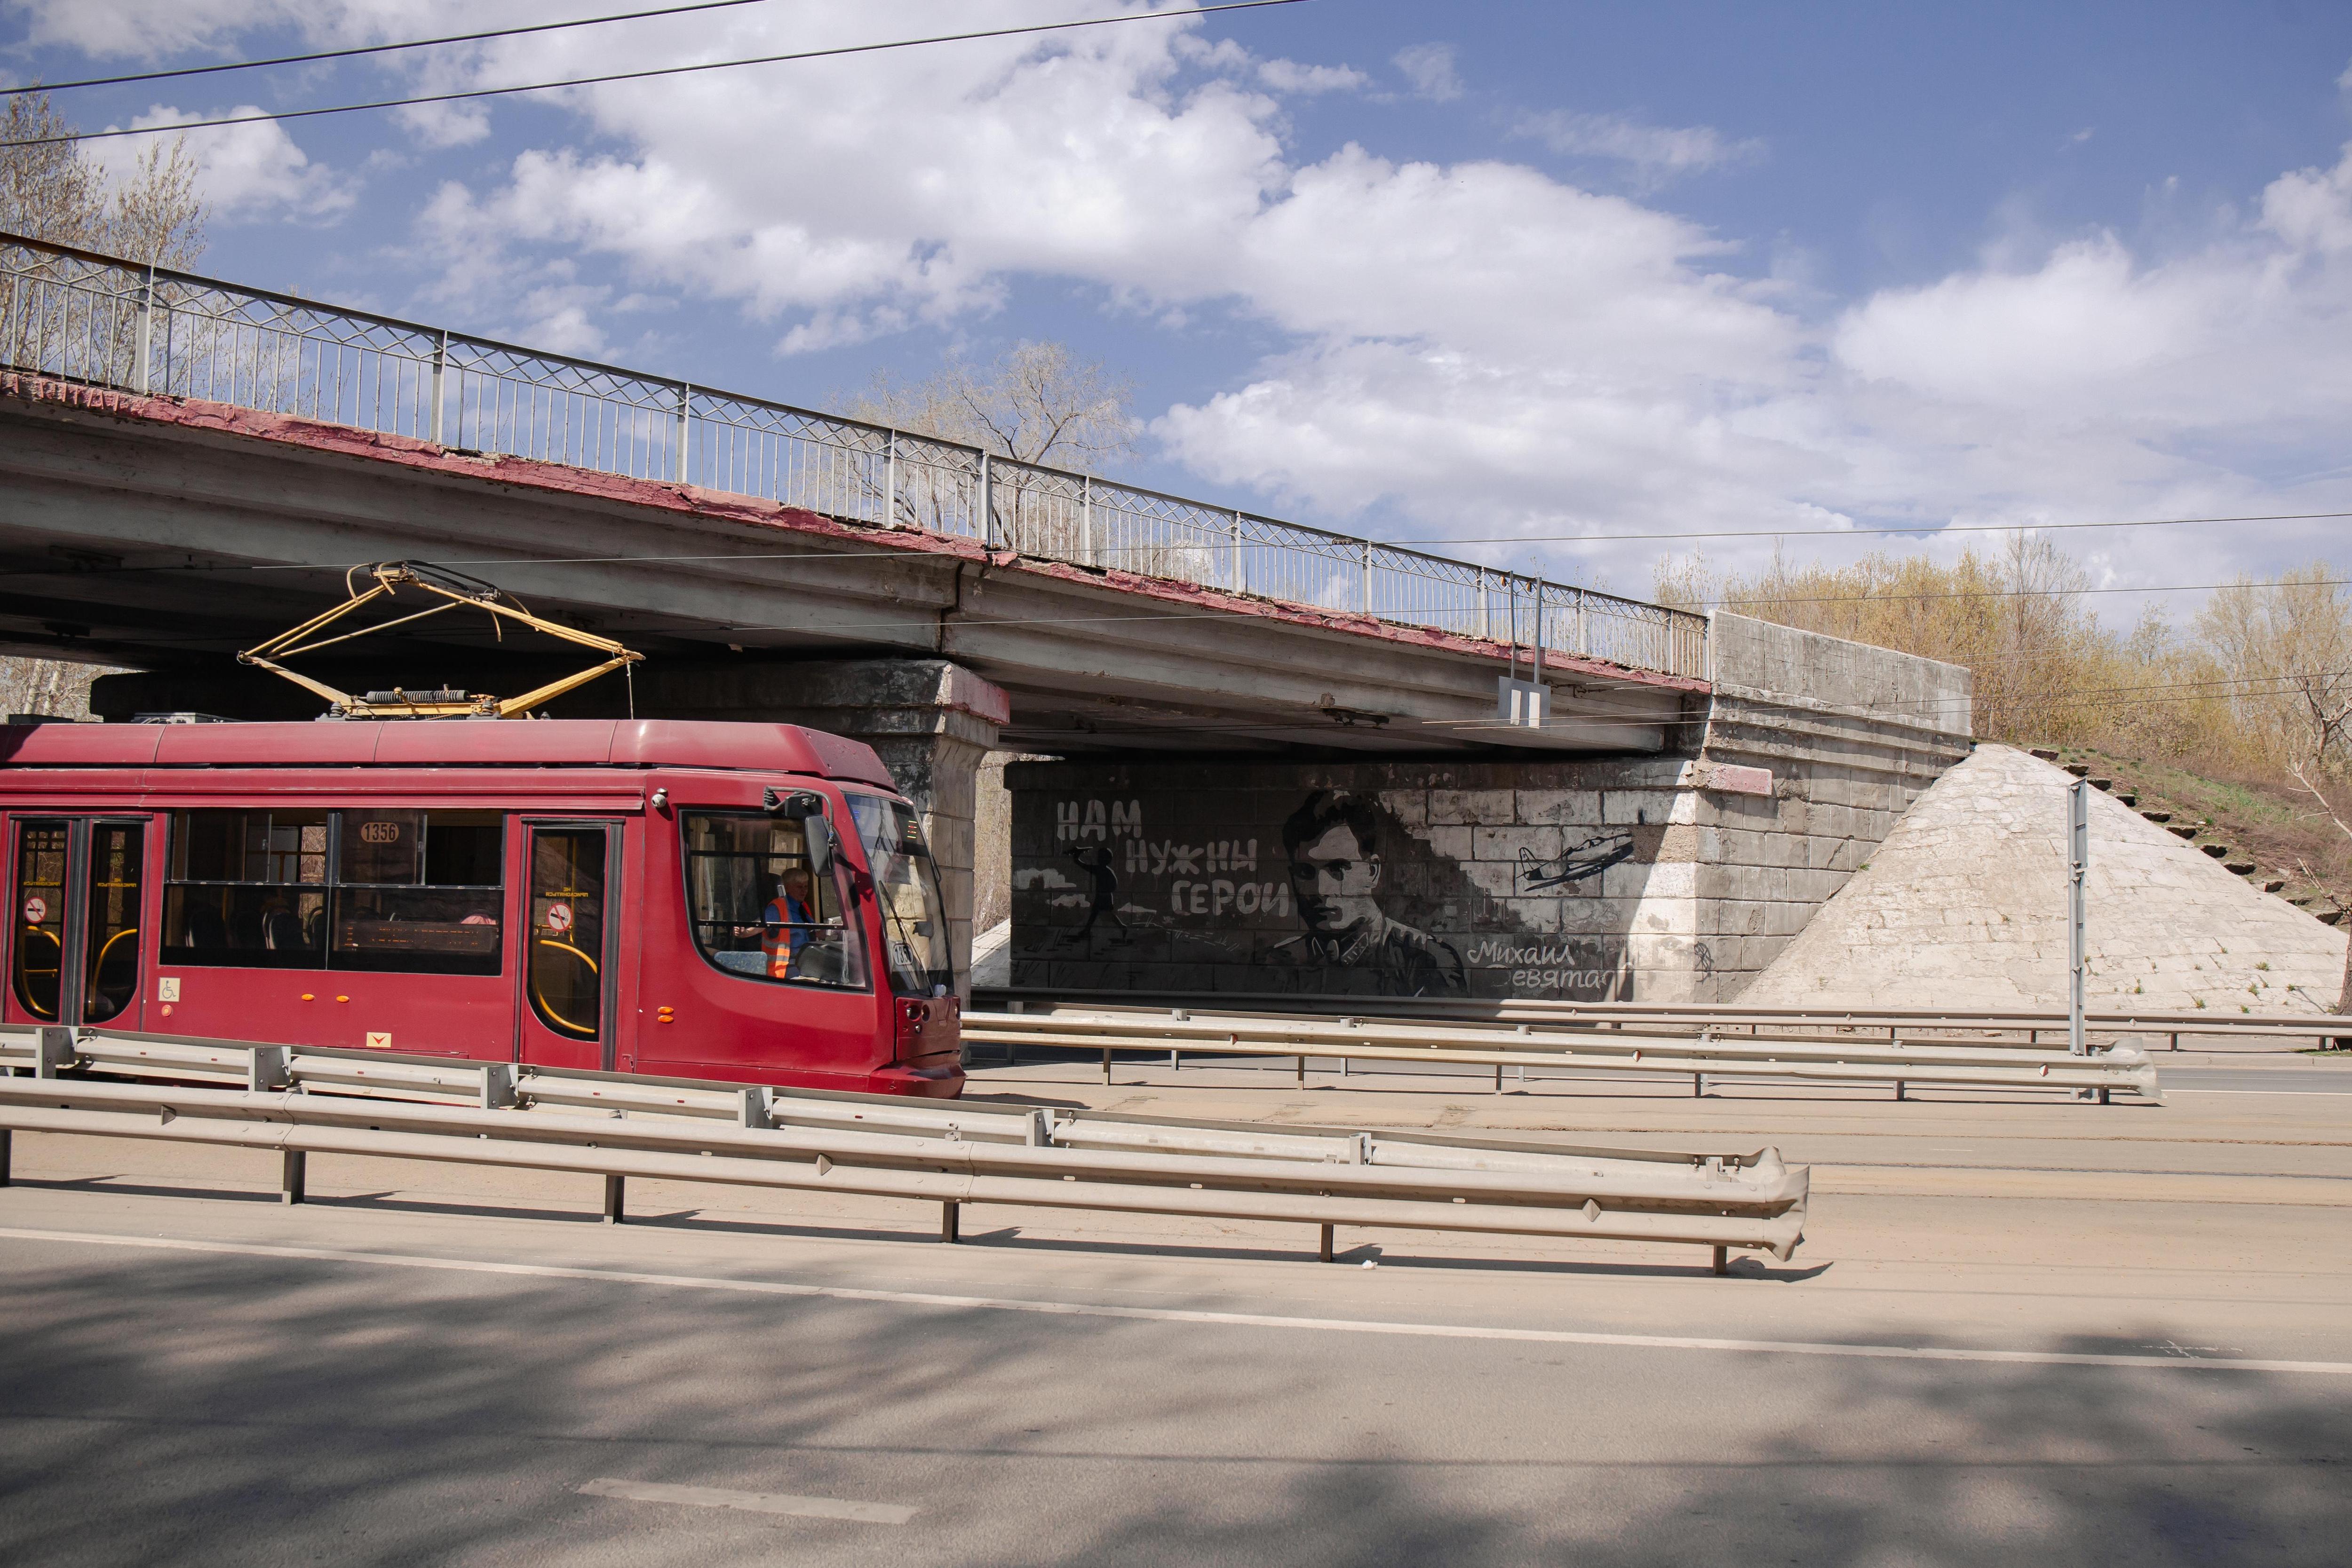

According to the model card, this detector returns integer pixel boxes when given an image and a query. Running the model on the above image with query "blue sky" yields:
[9,0,2352,615]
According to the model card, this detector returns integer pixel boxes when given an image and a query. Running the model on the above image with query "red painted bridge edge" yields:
[2,372,1710,696]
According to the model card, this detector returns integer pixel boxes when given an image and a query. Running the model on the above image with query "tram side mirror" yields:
[803,814,836,879]
[763,788,835,877]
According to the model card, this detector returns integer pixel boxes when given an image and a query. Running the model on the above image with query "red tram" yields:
[0,719,963,1096]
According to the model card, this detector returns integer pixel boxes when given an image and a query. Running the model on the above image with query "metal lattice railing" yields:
[0,230,1708,681]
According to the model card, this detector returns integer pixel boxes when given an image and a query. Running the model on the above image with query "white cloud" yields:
[1511,111,1763,183]
[1256,58,1366,95]
[29,0,2352,607]
[7,0,310,60]
[1391,42,1462,103]
[113,107,357,221]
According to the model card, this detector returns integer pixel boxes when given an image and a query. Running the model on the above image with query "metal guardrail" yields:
[961,1003,2165,1103]
[0,1027,1804,1270]
[976,988,2349,1051]
[0,229,1708,681]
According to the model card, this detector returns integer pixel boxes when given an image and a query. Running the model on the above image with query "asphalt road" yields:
[5,1085,2350,1568]
[4,1210,2348,1568]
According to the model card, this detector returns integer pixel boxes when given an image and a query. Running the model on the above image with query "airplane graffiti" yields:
[1518,830,1635,890]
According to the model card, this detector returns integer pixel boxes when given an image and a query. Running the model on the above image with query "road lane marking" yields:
[5,1225,2350,1377]
[577,1478,914,1524]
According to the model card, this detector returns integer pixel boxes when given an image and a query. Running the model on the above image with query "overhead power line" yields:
[0,0,1311,149]
[0,0,784,97]
[1384,509,2352,549]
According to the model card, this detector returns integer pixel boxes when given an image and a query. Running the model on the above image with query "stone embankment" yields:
[1738,742,2349,1013]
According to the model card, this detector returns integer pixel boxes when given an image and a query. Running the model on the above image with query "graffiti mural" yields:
[1009,768,1661,1002]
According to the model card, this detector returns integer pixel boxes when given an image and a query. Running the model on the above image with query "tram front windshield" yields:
[846,795,953,996]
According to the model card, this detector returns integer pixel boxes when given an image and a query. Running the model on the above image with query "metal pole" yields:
[430,329,447,445]
[885,428,898,526]
[675,382,691,484]
[2069,779,2089,1057]
[1232,508,1245,594]
[1478,567,1489,640]
[1318,1223,1334,1263]
[1360,539,1373,615]
[980,449,994,548]
[602,1173,626,1224]
[1081,474,1095,566]
[941,1200,961,1243]
[134,263,154,393]
[280,1150,307,1205]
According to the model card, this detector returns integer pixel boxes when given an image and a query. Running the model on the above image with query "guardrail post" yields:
[1231,508,1244,594]
[1360,539,1373,615]
[602,1173,626,1224]
[1692,1072,1705,1098]
[280,1150,306,1205]
[885,428,899,527]
[134,262,154,393]
[737,1087,772,1129]
[249,1046,289,1093]
[480,1062,517,1110]
[941,1200,961,1243]
[1711,1244,1727,1276]
[1025,1108,1050,1147]
[1081,473,1094,565]
[1102,1044,1111,1085]
[33,1027,73,1077]
[1318,1223,1334,1262]
[675,382,692,484]
[0,1128,10,1187]
[1296,1054,1305,1088]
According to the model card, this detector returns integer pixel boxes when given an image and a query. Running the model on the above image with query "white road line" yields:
[5,1225,2349,1378]
[577,1478,914,1524]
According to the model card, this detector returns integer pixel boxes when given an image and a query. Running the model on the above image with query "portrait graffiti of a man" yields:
[1263,789,1467,997]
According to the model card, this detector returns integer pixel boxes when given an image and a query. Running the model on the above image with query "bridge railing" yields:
[0,230,1708,681]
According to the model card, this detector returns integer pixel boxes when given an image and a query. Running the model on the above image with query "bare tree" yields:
[836,341,1139,559]
[1,89,207,265]
[843,341,1136,469]
[0,654,117,720]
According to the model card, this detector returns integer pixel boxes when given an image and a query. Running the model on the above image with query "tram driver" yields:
[762,867,818,979]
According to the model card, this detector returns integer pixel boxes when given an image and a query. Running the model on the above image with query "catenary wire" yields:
[1384,509,2352,547]
[0,0,1311,149]
[0,0,786,97]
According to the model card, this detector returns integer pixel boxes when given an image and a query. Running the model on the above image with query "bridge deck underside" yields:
[0,393,1697,755]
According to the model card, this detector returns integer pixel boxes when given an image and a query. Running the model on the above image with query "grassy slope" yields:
[2045,745,2351,928]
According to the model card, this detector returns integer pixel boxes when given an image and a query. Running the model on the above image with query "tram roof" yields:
[0,719,898,790]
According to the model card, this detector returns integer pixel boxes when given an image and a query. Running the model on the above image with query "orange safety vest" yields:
[763,895,813,976]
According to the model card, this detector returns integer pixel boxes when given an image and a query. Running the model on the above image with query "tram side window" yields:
[333,811,505,976]
[162,809,506,974]
[162,811,330,968]
[682,812,866,989]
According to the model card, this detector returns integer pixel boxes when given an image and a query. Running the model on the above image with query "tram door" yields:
[8,817,147,1029]
[515,822,617,1071]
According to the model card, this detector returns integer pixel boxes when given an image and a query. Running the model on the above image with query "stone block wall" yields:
[1004,615,1973,1004]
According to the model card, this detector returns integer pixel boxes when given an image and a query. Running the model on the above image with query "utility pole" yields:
[2069,778,2089,1057]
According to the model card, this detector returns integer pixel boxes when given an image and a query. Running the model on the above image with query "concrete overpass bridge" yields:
[0,232,1970,1002]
